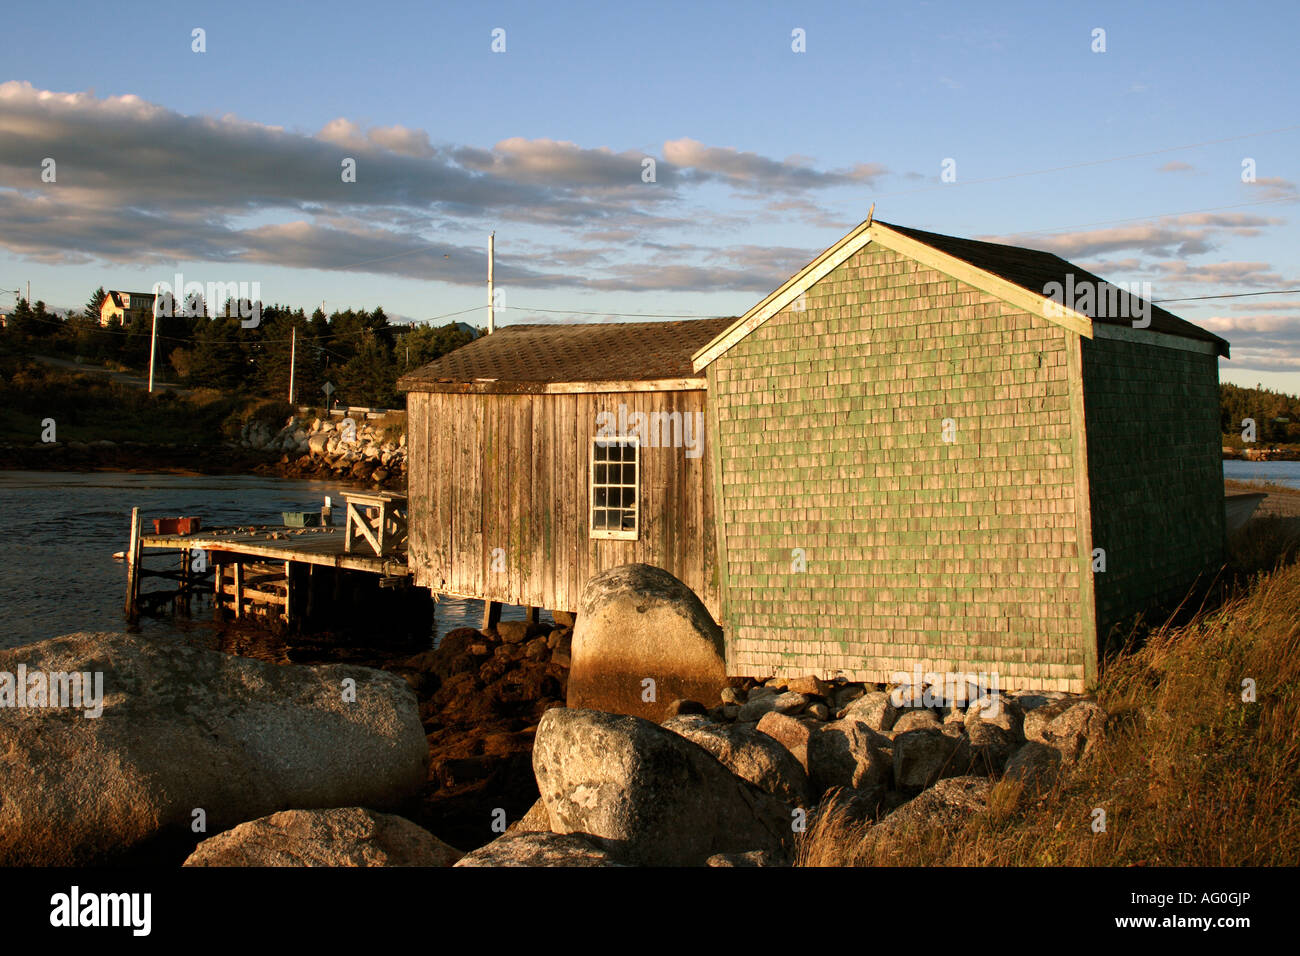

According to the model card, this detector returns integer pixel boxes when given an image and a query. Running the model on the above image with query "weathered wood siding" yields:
[406,389,718,617]
[1081,336,1224,635]
[708,242,1091,692]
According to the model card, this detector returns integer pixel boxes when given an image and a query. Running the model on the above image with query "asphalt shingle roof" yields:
[398,318,734,392]
[879,222,1229,355]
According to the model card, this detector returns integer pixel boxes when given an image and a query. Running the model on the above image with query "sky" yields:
[1,0,1297,392]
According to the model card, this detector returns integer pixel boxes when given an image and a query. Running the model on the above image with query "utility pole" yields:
[147,295,159,393]
[288,326,297,404]
[487,231,495,334]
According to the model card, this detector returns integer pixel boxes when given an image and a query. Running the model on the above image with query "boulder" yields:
[808,719,893,795]
[550,611,576,628]
[533,708,795,866]
[869,776,993,839]
[965,719,1019,775]
[1023,699,1105,762]
[814,784,885,830]
[1004,741,1064,790]
[841,691,898,731]
[964,693,1024,735]
[665,698,708,717]
[785,676,831,698]
[663,714,813,808]
[892,728,971,791]
[455,831,624,867]
[183,808,461,867]
[567,564,726,721]
[706,849,788,867]
[0,632,428,866]
[832,684,866,711]
[755,711,817,774]
[507,798,552,833]
[496,621,530,645]
[738,689,806,722]
[892,709,942,733]
[1012,690,1069,713]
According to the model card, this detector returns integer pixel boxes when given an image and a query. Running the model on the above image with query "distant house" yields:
[400,219,1230,693]
[99,290,157,328]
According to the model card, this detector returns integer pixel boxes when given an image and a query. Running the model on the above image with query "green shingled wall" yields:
[708,242,1091,692]
[1080,335,1225,635]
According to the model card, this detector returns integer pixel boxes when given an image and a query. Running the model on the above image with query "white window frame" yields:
[589,435,640,540]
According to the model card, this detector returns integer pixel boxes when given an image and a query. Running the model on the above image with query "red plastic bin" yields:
[152,517,203,535]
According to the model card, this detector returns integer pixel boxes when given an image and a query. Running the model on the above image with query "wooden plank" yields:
[124,507,141,625]
[142,532,400,574]
[429,392,449,590]
[468,392,485,600]
[556,393,576,612]
[481,600,501,631]
[1065,331,1099,686]
[505,395,519,604]
[409,378,707,395]
[233,562,244,619]
[706,365,732,635]
[517,395,533,608]
[576,393,593,604]
[699,388,719,618]
[531,392,554,614]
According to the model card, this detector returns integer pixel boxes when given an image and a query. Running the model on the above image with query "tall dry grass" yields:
[799,526,1300,866]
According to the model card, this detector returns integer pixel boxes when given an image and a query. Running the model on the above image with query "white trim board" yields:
[692,220,1100,372]
[1090,322,1222,356]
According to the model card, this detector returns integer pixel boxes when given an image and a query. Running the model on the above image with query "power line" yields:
[1153,288,1300,304]
[507,306,723,319]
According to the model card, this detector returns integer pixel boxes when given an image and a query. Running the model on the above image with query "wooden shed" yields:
[398,319,732,619]
[692,219,1230,693]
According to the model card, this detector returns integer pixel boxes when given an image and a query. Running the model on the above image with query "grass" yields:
[798,524,1300,866]
[0,359,285,447]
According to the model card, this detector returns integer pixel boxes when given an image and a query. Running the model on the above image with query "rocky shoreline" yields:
[0,612,1102,867]
[240,414,409,490]
[1,412,411,491]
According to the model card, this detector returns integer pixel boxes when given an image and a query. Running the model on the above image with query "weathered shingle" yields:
[880,222,1229,355]
[399,318,734,392]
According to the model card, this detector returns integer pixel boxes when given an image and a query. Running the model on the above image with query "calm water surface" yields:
[0,470,547,652]
[1222,459,1300,490]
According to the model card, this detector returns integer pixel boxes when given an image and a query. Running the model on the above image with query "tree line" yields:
[1220,382,1300,444]
[1,287,479,409]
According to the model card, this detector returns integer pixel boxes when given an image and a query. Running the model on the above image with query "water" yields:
[0,470,548,652]
[1223,459,1300,490]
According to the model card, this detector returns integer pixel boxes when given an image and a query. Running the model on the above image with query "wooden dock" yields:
[124,507,427,638]
[143,526,409,576]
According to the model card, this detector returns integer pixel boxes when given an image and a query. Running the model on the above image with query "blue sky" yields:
[2,0,1297,390]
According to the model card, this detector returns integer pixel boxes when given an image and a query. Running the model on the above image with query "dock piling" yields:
[124,507,142,626]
